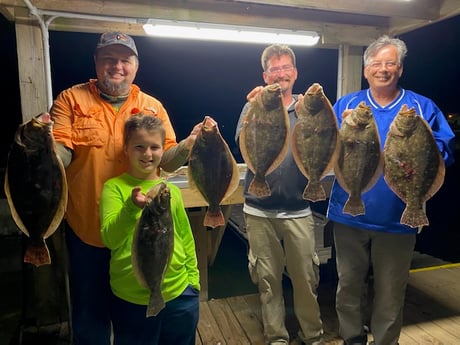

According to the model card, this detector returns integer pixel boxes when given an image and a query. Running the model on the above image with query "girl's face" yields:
[124,128,163,180]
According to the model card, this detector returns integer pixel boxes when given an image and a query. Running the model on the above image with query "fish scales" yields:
[239,83,289,197]
[292,83,339,201]
[188,116,240,228]
[383,105,445,228]
[4,113,68,267]
[131,182,174,317]
[335,102,383,216]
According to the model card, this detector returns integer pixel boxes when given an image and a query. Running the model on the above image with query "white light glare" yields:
[143,20,320,46]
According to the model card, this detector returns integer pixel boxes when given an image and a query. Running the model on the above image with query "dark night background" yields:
[1,14,459,261]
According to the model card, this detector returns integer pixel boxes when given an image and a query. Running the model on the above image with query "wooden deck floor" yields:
[5,264,460,345]
[196,264,460,345]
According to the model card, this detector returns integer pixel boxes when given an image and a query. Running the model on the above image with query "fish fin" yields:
[303,181,326,202]
[24,241,51,267]
[43,149,68,239]
[187,166,197,190]
[342,195,365,216]
[222,158,241,202]
[3,169,30,237]
[424,153,446,201]
[204,208,225,229]
[266,116,290,176]
[400,204,429,228]
[363,151,384,194]
[239,126,256,174]
[248,177,271,197]
[146,291,165,317]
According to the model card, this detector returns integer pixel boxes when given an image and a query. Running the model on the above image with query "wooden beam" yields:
[337,44,363,99]
[233,0,440,20]
[2,0,457,47]
[15,22,48,119]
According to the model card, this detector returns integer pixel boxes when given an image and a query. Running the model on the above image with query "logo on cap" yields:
[96,31,138,56]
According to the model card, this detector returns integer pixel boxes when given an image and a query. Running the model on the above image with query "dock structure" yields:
[196,264,460,345]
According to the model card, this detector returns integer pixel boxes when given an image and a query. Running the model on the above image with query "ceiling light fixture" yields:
[143,19,320,46]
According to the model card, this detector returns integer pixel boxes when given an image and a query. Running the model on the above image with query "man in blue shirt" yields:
[327,35,455,345]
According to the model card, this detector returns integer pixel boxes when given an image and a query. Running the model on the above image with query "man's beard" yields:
[98,78,130,96]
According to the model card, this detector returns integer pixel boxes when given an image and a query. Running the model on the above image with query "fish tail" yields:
[204,209,225,229]
[343,195,365,216]
[24,241,51,267]
[248,177,271,197]
[303,182,326,202]
[146,292,165,318]
[400,205,429,228]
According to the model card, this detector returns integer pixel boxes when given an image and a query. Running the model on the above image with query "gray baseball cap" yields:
[96,31,138,56]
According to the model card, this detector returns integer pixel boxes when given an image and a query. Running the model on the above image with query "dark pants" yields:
[65,226,112,345]
[110,285,200,345]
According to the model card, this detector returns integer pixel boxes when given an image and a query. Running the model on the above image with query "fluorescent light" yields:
[143,19,320,46]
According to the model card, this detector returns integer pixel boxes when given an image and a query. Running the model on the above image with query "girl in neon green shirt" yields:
[100,114,200,345]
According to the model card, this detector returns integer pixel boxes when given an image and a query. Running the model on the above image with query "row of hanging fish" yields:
[335,101,445,228]
[234,83,445,229]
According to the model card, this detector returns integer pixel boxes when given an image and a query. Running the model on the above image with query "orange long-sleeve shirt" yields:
[51,79,178,247]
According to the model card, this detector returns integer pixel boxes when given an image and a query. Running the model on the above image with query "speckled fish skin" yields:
[4,113,68,267]
[188,116,240,228]
[132,182,173,317]
[335,102,383,216]
[239,83,289,197]
[383,105,445,228]
[292,83,339,201]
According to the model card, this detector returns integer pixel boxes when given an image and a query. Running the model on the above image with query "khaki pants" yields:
[245,213,323,344]
[333,223,416,345]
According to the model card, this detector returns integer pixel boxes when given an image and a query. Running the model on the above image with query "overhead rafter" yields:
[233,0,441,20]
[0,0,459,47]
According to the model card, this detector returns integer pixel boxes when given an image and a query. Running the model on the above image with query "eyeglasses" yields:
[367,61,400,70]
[266,65,295,74]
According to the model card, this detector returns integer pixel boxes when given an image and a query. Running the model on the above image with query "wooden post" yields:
[15,22,48,119]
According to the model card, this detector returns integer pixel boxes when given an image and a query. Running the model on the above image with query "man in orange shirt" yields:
[51,32,201,344]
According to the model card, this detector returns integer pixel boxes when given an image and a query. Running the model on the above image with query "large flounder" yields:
[4,112,68,267]
[335,102,383,216]
[239,83,289,197]
[383,105,445,228]
[132,182,174,317]
[292,83,339,201]
[188,116,240,228]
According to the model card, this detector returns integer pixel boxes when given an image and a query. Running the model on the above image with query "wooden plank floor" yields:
[196,264,460,345]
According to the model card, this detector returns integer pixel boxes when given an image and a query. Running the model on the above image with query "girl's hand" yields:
[131,186,147,208]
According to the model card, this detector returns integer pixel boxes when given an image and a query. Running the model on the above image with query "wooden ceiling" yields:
[1,0,460,47]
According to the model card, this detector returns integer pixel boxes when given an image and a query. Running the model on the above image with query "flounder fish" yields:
[335,102,383,216]
[4,112,68,267]
[292,83,339,201]
[132,182,174,317]
[188,116,240,228]
[383,105,445,228]
[239,83,289,197]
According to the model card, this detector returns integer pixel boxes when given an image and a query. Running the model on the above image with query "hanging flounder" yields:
[335,102,383,216]
[4,112,68,267]
[132,182,174,317]
[239,83,289,197]
[383,105,445,228]
[188,116,240,228]
[292,83,339,201]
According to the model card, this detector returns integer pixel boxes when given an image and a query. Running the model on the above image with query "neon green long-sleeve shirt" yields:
[100,173,200,305]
